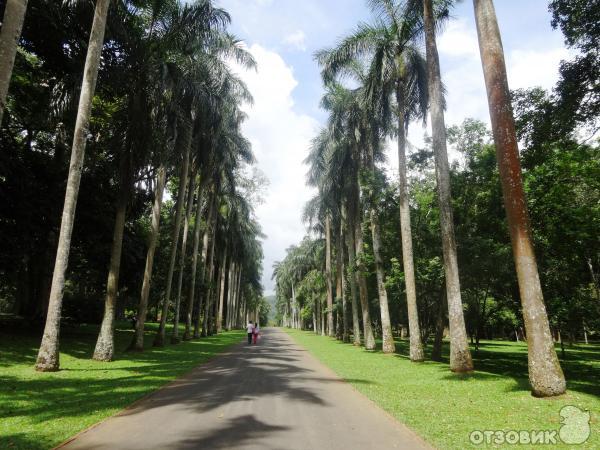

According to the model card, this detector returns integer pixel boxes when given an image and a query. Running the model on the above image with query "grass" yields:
[285,329,599,449]
[0,321,245,450]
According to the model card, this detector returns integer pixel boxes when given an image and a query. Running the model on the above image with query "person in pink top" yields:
[252,322,260,344]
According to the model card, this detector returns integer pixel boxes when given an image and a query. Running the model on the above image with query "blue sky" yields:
[216,0,570,294]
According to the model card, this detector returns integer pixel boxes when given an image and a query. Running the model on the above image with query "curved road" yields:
[60,328,431,450]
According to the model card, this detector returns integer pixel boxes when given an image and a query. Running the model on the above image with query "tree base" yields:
[35,363,59,372]
[450,367,474,374]
[153,334,166,347]
[170,336,181,344]
[92,352,113,362]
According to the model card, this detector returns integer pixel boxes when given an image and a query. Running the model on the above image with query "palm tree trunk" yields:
[0,0,28,124]
[341,259,349,342]
[217,247,227,333]
[202,211,217,337]
[369,208,396,353]
[35,0,110,371]
[312,298,317,333]
[234,269,243,328]
[155,124,191,346]
[335,233,343,340]
[93,155,130,361]
[473,0,565,396]
[320,297,325,335]
[291,282,296,329]
[431,289,446,361]
[183,183,203,340]
[396,81,425,362]
[130,164,167,351]
[194,191,215,338]
[338,215,349,342]
[345,212,362,346]
[171,169,196,343]
[325,214,334,336]
[225,261,234,330]
[423,0,473,372]
[354,208,376,350]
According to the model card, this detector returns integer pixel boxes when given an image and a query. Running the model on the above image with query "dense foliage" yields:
[0,0,266,365]
[273,0,599,374]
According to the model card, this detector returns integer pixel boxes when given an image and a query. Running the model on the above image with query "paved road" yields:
[60,328,431,450]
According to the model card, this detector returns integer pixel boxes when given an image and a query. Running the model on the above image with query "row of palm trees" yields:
[0,1,264,371]
[275,0,566,398]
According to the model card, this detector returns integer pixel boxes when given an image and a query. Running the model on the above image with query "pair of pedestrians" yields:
[246,321,260,344]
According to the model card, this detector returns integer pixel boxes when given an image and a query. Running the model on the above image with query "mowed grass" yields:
[285,329,600,449]
[0,321,245,450]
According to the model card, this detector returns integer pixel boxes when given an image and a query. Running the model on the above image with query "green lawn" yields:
[285,329,599,449]
[0,321,245,450]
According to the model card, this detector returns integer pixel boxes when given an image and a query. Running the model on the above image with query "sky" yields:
[216,0,571,295]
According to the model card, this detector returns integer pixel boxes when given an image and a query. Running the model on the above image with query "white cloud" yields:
[282,30,307,52]
[233,44,319,294]
[437,18,480,58]
[386,17,570,176]
[507,47,570,90]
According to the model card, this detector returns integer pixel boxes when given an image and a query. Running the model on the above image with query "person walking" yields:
[246,320,254,345]
[252,322,260,344]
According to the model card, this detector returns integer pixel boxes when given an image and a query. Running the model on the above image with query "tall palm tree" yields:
[183,179,205,340]
[154,106,192,347]
[171,163,197,343]
[306,89,377,349]
[420,0,473,372]
[315,0,428,360]
[473,0,565,396]
[94,0,230,357]
[35,0,110,371]
[0,0,29,124]
[343,201,362,345]
[128,1,254,349]
[324,80,396,353]
[130,164,167,351]
[325,213,334,335]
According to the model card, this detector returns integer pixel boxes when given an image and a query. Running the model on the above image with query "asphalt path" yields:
[60,327,431,450]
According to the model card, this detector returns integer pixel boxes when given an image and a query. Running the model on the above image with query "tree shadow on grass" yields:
[0,433,48,450]
[1,327,374,450]
[302,332,600,398]
[0,323,247,449]
[417,338,599,397]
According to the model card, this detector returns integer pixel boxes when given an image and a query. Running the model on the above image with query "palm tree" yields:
[306,90,376,349]
[182,179,206,340]
[35,0,110,371]
[0,0,29,124]
[127,0,254,349]
[171,164,197,343]
[420,0,473,372]
[94,0,228,357]
[343,202,362,346]
[131,164,168,351]
[154,108,192,347]
[473,0,565,396]
[315,0,428,360]
[325,213,335,335]
[327,81,396,353]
